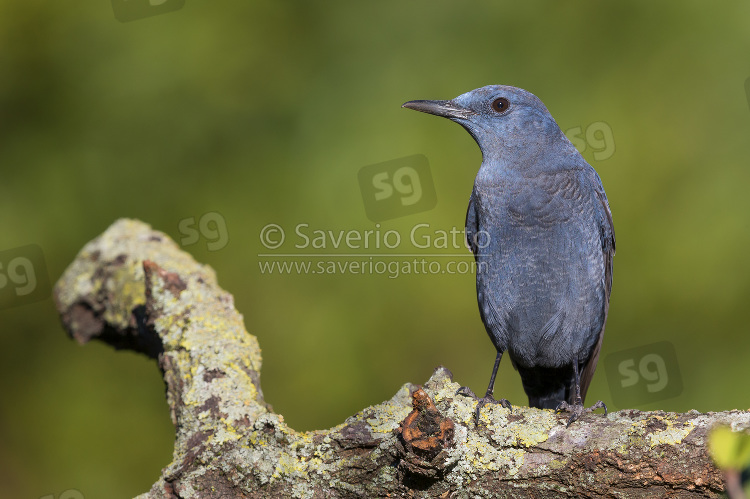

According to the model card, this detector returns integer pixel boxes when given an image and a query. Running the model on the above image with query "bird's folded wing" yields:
[465,187,480,258]
[579,173,616,402]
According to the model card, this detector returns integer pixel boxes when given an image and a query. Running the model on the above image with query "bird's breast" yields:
[501,171,587,227]
[472,169,607,365]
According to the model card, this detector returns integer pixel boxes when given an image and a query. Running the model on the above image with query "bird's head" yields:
[403,85,571,167]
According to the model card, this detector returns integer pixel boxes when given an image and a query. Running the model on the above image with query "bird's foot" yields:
[456,386,512,424]
[554,398,607,427]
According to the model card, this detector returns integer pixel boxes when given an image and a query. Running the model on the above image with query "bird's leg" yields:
[555,356,607,427]
[457,351,512,423]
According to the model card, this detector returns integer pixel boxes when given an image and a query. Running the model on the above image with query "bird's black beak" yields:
[402,99,475,120]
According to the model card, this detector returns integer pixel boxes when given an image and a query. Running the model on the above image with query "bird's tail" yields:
[528,387,568,410]
[529,389,568,409]
[518,364,574,409]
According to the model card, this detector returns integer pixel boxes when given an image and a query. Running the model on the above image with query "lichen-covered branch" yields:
[54,219,750,498]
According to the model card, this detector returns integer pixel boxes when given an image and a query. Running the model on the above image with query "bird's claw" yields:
[555,399,607,427]
[456,386,512,424]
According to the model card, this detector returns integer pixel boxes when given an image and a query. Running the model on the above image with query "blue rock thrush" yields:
[402,85,615,426]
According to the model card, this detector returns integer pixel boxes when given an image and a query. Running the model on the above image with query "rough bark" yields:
[53,219,750,498]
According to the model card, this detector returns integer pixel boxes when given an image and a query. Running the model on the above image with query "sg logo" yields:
[0,244,51,310]
[604,341,682,408]
[179,212,229,251]
[358,154,437,222]
[564,121,615,161]
[111,0,185,22]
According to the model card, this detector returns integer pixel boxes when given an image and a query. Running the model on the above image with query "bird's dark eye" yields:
[491,97,510,113]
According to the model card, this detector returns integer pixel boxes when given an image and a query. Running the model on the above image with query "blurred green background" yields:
[2,1,750,497]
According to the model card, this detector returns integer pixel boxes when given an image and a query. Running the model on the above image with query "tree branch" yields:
[54,219,749,498]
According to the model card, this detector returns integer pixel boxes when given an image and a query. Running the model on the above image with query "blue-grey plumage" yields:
[403,85,615,425]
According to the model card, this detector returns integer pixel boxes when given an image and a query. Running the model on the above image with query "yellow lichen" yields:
[484,407,554,448]
[648,420,694,447]
[464,433,526,475]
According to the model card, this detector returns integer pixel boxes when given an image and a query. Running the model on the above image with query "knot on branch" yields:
[397,387,456,479]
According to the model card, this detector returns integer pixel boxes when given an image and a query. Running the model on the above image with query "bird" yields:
[402,85,615,426]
